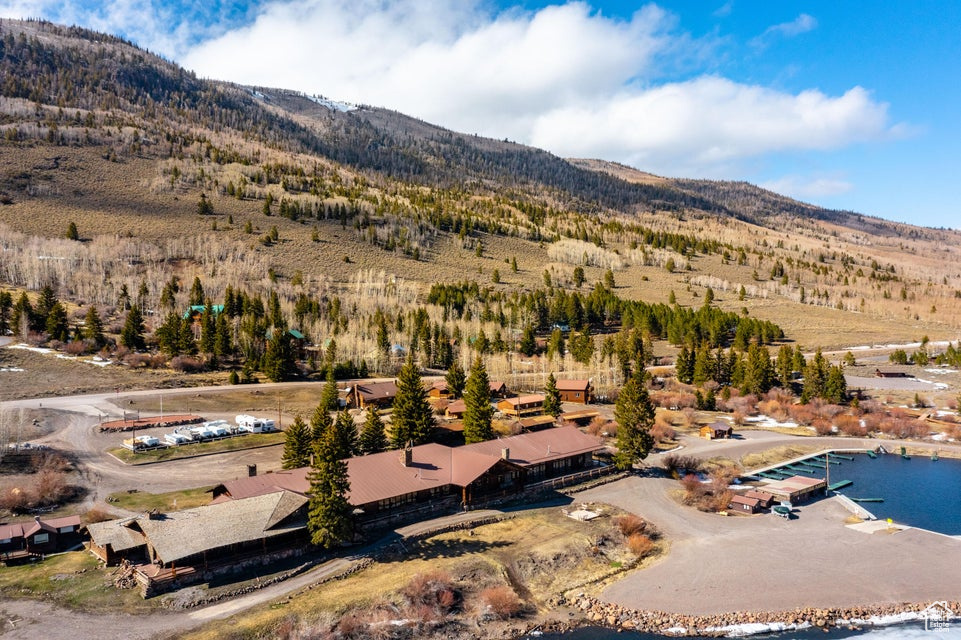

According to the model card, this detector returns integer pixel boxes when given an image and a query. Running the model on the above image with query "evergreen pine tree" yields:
[306,428,352,549]
[199,301,216,353]
[310,401,334,443]
[179,314,197,355]
[445,361,466,398]
[214,311,232,357]
[44,302,69,342]
[263,330,296,382]
[824,365,848,404]
[390,354,434,447]
[519,324,537,356]
[120,306,146,351]
[331,410,358,460]
[281,415,312,469]
[320,369,340,412]
[614,365,655,470]
[0,291,12,336]
[543,372,562,418]
[83,306,105,346]
[462,357,494,443]
[188,276,205,307]
[65,221,79,240]
[358,407,388,454]
[675,346,693,384]
[35,284,57,328]
[547,328,565,360]
[801,349,829,403]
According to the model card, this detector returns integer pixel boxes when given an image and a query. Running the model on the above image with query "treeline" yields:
[675,343,846,403]
[428,281,784,349]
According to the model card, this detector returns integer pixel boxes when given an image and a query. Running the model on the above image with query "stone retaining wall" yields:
[548,595,961,636]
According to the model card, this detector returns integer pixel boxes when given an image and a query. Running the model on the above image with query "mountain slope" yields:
[1,17,960,355]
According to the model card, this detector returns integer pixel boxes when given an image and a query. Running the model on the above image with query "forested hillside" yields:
[2,17,961,395]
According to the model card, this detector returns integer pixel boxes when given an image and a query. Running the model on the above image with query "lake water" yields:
[827,451,961,534]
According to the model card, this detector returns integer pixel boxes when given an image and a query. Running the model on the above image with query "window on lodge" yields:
[32,533,50,544]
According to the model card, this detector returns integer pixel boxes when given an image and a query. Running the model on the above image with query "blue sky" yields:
[2,1,958,229]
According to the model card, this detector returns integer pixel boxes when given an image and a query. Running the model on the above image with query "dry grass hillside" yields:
[0,18,959,401]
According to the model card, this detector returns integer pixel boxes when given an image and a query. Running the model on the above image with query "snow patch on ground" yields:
[743,415,805,429]
[306,94,356,112]
[915,378,949,389]
[11,343,112,367]
[9,344,54,354]
[925,368,958,375]
[0,367,25,372]
[705,621,811,637]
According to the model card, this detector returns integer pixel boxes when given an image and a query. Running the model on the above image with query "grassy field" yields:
[0,551,158,613]
[106,485,215,512]
[107,432,285,464]
[181,505,660,640]
[123,386,328,422]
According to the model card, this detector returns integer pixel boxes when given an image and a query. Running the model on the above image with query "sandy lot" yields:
[581,474,961,615]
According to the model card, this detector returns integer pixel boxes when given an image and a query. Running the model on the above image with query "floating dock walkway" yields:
[744,447,881,482]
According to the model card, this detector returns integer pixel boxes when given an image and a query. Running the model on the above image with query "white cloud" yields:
[2,1,903,181]
[528,78,895,177]
[750,13,817,49]
[761,174,854,199]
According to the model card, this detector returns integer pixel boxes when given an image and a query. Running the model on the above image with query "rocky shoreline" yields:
[521,596,961,637]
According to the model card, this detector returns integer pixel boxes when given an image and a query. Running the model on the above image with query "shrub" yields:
[812,418,834,435]
[63,340,88,356]
[664,454,701,477]
[170,355,205,373]
[615,514,647,537]
[83,507,113,524]
[650,421,676,444]
[627,533,655,557]
[402,571,460,615]
[587,415,609,436]
[481,585,522,619]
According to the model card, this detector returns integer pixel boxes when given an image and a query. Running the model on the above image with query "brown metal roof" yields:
[555,379,590,391]
[22,515,81,537]
[729,495,761,507]
[0,523,24,539]
[346,444,504,506]
[214,427,601,508]
[356,381,398,401]
[560,410,600,421]
[461,426,603,466]
[517,415,556,429]
[501,394,545,407]
[446,399,466,414]
[489,381,507,392]
[744,490,774,502]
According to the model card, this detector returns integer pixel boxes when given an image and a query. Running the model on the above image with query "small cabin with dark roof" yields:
[728,494,762,514]
[700,423,733,440]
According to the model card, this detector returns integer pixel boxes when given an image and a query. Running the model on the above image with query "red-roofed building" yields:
[0,515,82,564]
[555,379,593,404]
[497,394,545,417]
[728,494,762,514]
[210,427,605,522]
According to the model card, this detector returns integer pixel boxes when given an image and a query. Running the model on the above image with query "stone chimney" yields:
[501,448,510,460]
[247,464,257,477]
[403,444,413,467]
